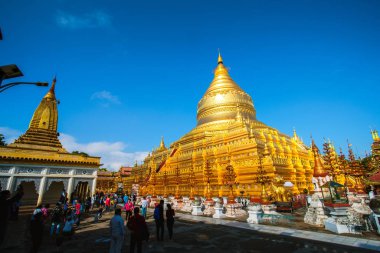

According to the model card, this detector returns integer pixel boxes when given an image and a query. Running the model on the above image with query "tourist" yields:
[41,204,50,223]
[62,216,75,239]
[127,207,149,253]
[63,201,69,217]
[85,197,91,213]
[141,196,148,218]
[95,206,103,222]
[147,196,151,208]
[59,189,67,204]
[51,202,63,236]
[30,207,44,253]
[109,208,125,253]
[154,200,164,241]
[105,195,111,212]
[10,185,24,221]
[125,199,134,220]
[166,203,175,240]
[132,193,137,205]
[123,194,129,204]
[91,194,96,210]
[0,188,24,247]
[75,200,82,226]
[100,195,105,207]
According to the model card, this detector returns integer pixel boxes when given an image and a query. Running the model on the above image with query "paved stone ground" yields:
[1,209,379,253]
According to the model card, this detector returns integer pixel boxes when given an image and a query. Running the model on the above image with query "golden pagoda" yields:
[127,53,315,201]
[0,78,100,205]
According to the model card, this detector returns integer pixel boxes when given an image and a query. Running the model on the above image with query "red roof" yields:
[369,171,380,182]
[120,166,132,176]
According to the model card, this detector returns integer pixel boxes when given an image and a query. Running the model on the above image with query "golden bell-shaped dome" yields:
[196,52,256,126]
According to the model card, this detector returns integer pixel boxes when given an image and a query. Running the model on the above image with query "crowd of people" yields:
[0,187,176,253]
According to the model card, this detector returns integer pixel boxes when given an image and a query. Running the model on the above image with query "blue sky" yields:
[1,0,379,170]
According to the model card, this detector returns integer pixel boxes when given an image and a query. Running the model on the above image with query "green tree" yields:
[72,150,89,157]
[0,134,6,146]
[98,168,108,172]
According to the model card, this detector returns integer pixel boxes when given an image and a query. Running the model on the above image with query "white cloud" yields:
[0,126,147,171]
[56,10,111,29]
[91,90,121,106]
[59,133,148,171]
[0,127,22,144]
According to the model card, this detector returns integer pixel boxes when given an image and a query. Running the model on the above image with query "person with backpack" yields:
[154,200,164,241]
[127,207,149,253]
[62,216,75,239]
[50,203,63,236]
[166,203,175,240]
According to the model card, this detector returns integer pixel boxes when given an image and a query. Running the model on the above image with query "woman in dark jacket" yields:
[166,204,175,240]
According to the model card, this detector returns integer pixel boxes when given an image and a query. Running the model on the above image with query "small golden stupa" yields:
[127,53,315,201]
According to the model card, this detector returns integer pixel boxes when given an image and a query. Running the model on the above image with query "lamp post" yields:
[204,160,213,201]
[188,166,196,200]
[222,165,238,203]
[174,166,181,199]
[254,155,272,203]
[0,64,48,93]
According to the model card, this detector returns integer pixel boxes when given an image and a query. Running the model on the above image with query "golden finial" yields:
[217,49,223,64]
[372,129,380,141]
[158,136,166,151]
[44,75,57,99]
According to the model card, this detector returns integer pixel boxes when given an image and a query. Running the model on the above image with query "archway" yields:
[19,181,38,205]
[44,181,64,204]
[72,181,90,203]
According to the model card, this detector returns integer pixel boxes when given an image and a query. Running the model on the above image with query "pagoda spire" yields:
[217,49,223,64]
[44,75,56,100]
[292,128,299,141]
[157,136,166,151]
[311,138,328,177]
[9,76,65,152]
[371,129,380,141]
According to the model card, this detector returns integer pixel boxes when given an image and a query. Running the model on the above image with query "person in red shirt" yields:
[75,201,81,226]
[124,199,134,220]
[105,196,111,212]
[127,207,149,253]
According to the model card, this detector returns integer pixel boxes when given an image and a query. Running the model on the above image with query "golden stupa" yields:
[127,53,315,201]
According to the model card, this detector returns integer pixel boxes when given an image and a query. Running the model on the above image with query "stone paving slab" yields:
[2,209,379,253]
[175,212,380,252]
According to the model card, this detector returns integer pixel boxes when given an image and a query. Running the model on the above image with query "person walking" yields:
[0,189,23,247]
[154,200,164,241]
[124,199,133,221]
[109,208,125,253]
[105,195,111,212]
[50,203,63,236]
[141,197,148,219]
[123,194,128,204]
[62,216,75,239]
[75,200,82,226]
[166,204,175,240]
[30,206,44,253]
[127,207,149,253]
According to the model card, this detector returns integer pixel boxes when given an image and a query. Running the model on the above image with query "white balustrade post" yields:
[37,177,47,206]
